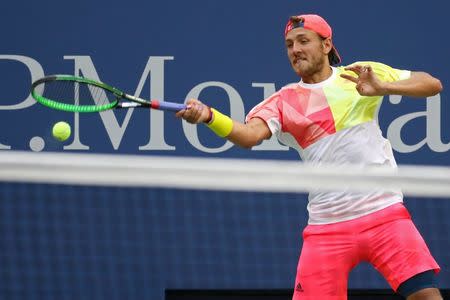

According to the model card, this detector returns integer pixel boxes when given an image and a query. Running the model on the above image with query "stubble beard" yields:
[294,56,326,80]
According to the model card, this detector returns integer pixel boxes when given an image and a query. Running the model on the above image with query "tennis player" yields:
[176,14,443,300]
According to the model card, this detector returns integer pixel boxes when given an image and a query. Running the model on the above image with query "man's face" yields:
[285,27,329,78]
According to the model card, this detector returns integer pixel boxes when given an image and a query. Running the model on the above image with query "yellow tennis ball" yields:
[52,121,71,142]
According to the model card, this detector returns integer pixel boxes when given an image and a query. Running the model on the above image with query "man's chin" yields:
[294,66,310,78]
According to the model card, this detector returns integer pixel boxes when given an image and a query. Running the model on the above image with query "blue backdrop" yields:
[0,0,449,299]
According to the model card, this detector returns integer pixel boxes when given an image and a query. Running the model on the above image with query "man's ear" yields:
[322,38,333,55]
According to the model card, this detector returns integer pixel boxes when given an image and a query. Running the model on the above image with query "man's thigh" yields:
[292,228,359,300]
[366,218,440,292]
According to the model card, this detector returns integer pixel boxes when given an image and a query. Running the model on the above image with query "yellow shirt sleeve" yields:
[347,61,411,82]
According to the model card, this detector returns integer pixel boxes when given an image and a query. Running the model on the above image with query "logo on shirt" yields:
[295,282,304,292]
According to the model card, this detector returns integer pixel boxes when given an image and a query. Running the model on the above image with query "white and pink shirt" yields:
[246,61,411,224]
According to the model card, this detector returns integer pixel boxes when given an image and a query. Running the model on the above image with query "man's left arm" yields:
[341,65,443,97]
[382,71,443,97]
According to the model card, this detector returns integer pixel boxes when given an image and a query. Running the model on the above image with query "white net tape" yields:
[1,151,450,197]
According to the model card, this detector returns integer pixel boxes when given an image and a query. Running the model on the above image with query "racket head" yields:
[31,75,124,113]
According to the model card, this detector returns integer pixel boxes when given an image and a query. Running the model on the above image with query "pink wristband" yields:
[204,106,213,124]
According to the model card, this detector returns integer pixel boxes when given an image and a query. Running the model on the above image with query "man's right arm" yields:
[227,117,272,148]
[175,99,272,149]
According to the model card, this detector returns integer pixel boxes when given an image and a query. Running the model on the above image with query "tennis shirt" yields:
[246,61,411,224]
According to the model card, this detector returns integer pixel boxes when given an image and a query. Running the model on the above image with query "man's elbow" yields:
[417,72,443,96]
[233,135,266,149]
[432,78,443,95]
[425,73,443,95]
[235,140,258,149]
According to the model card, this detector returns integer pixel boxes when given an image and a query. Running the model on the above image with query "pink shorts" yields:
[292,203,440,300]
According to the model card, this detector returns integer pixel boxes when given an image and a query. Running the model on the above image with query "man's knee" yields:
[398,270,440,299]
[406,287,442,300]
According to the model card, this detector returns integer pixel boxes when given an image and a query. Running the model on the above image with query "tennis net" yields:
[1,151,450,197]
[0,151,449,300]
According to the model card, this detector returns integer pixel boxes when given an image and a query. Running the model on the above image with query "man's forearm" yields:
[382,71,442,97]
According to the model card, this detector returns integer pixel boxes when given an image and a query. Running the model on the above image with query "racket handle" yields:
[151,100,186,112]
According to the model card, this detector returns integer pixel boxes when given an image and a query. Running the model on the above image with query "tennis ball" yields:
[52,121,71,142]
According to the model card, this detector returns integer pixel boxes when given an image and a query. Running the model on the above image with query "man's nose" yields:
[292,42,302,53]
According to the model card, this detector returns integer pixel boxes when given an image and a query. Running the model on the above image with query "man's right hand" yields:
[175,99,212,124]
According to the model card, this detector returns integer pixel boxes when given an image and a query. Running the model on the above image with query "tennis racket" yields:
[30,74,187,113]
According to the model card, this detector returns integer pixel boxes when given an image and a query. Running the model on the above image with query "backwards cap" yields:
[285,14,341,65]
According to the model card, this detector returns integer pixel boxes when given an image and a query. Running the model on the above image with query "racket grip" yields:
[151,100,187,112]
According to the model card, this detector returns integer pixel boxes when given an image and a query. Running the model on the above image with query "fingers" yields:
[175,99,209,124]
[341,64,372,83]
[340,74,358,83]
[344,65,360,74]
[175,99,198,118]
[344,64,367,75]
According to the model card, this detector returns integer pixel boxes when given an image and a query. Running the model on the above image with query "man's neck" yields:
[302,65,333,84]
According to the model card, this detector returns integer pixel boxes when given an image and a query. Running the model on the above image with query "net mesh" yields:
[0,151,449,300]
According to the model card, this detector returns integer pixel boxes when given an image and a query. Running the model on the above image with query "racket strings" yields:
[34,80,119,112]
[37,80,116,107]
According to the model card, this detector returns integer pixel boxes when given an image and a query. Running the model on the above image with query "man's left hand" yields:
[340,65,386,96]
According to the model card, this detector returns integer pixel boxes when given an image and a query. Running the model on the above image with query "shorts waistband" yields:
[304,203,411,236]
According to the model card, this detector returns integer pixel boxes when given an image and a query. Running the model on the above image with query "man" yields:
[176,14,443,300]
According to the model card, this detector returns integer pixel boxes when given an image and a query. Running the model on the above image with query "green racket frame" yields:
[31,75,125,113]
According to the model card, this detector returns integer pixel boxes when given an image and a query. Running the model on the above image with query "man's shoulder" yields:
[339,61,390,70]
[255,83,301,107]
[345,60,382,65]
[280,82,300,91]
[265,83,300,98]
[338,61,409,81]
